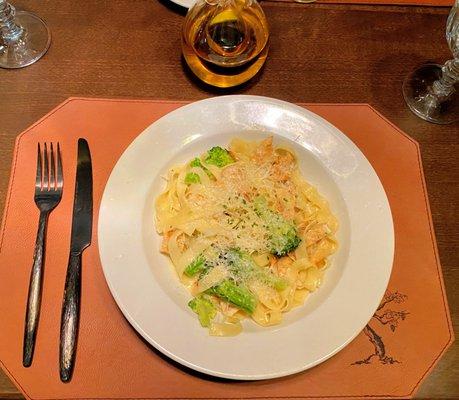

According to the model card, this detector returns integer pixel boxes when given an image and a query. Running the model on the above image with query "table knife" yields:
[59,138,92,383]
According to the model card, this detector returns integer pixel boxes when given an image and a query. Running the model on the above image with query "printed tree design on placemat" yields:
[353,290,409,365]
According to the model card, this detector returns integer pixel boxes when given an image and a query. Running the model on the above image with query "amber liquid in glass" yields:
[182,0,269,88]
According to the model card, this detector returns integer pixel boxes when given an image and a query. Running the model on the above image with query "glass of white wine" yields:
[0,0,51,69]
[403,0,458,124]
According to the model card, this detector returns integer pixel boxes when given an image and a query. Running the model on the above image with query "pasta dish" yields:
[155,137,338,336]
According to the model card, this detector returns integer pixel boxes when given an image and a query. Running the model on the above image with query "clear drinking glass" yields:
[0,0,51,69]
[403,1,458,124]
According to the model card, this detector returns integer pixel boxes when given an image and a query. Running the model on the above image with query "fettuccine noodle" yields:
[155,137,338,336]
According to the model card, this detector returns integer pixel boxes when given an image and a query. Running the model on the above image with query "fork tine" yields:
[44,143,49,191]
[35,144,42,189]
[56,143,63,189]
[50,143,56,191]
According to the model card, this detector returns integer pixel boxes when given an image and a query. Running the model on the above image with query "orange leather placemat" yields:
[0,98,453,400]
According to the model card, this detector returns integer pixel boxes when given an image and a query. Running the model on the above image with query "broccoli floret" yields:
[189,157,213,178]
[269,221,301,257]
[191,247,287,317]
[184,172,200,185]
[184,255,206,277]
[225,248,288,290]
[190,158,203,168]
[204,146,235,167]
[188,295,216,327]
[254,197,301,257]
[208,280,257,314]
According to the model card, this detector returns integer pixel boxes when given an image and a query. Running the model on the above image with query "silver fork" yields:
[23,143,63,367]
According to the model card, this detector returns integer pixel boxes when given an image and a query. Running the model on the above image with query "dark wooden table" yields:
[0,0,457,398]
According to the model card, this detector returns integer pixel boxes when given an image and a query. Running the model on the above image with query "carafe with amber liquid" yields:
[182,0,269,88]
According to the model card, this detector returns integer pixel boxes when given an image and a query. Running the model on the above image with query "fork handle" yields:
[59,252,82,382]
[23,210,49,367]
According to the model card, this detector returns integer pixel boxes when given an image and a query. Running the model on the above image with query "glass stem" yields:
[432,58,459,99]
[0,0,23,44]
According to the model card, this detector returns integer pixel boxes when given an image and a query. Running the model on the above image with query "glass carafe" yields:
[182,0,269,88]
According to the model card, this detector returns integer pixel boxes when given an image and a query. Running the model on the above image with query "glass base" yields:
[0,11,51,69]
[403,64,458,125]
[182,42,268,88]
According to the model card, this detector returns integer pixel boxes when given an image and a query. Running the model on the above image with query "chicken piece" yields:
[160,230,173,254]
[271,151,295,181]
[176,232,187,252]
[273,256,293,277]
[304,223,331,246]
[252,137,274,165]
[274,186,296,220]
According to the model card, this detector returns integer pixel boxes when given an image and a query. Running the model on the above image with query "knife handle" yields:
[59,252,82,383]
[23,210,49,367]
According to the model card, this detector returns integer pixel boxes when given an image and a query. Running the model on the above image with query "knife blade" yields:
[69,139,92,253]
[59,138,92,383]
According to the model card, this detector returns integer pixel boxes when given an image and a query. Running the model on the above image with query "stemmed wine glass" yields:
[0,0,51,68]
[403,0,458,124]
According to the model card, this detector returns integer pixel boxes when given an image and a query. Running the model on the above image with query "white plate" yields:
[98,95,394,380]
[167,0,194,9]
